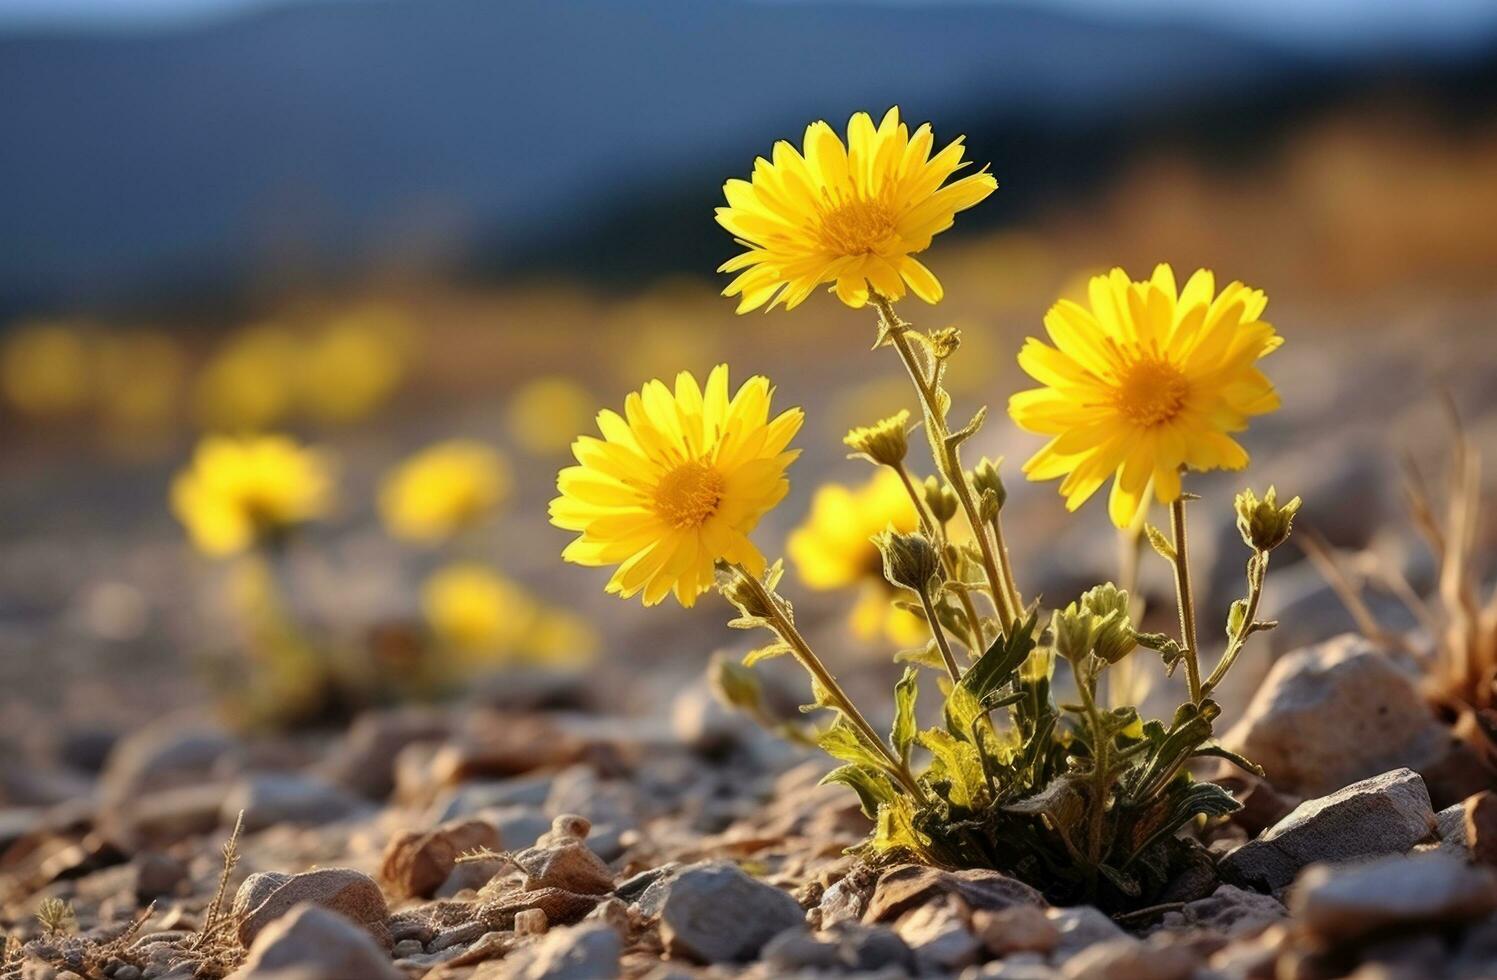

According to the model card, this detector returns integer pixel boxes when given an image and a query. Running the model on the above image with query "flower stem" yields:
[730,564,928,803]
[1070,656,1110,894]
[872,294,1019,635]
[1168,496,1204,705]
[1202,551,1270,698]
[890,461,987,652]
[917,588,963,684]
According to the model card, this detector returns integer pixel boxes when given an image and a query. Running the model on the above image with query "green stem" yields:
[917,588,963,684]
[1202,551,1270,698]
[1070,656,1111,892]
[1169,496,1204,705]
[731,564,928,803]
[873,295,1018,634]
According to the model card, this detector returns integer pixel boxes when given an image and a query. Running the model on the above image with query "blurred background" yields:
[2,0,1496,750]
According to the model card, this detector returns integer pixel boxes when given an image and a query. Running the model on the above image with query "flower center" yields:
[653,461,725,529]
[1114,357,1190,428]
[817,198,898,256]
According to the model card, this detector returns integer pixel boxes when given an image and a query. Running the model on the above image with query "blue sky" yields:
[3,0,1496,52]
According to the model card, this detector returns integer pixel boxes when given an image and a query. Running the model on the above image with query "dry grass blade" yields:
[1297,528,1412,655]
[192,809,245,951]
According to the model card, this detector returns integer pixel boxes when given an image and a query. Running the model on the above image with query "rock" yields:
[431,777,555,820]
[818,865,878,927]
[1222,635,1450,799]
[1220,768,1436,892]
[973,904,1059,955]
[1060,938,1194,980]
[318,708,450,800]
[438,856,505,897]
[381,818,501,900]
[99,722,240,806]
[1465,790,1497,865]
[760,927,841,971]
[472,920,620,980]
[1046,906,1126,960]
[543,767,639,860]
[234,868,390,948]
[895,897,981,972]
[763,922,915,974]
[515,840,614,896]
[113,783,230,844]
[1291,852,1497,945]
[1158,884,1287,938]
[514,908,548,935]
[864,864,1045,923]
[620,863,681,913]
[656,861,804,963]
[222,774,366,833]
[670,676,750,753]
[232,903,400,980]
[131,852,187,902]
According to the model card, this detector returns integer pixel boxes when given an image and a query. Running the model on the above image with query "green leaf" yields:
[873,796,930,857]
[1124,780,1240,867]
[816,717,890,772]
[1144,524,1176,563]
[943,683,984,739]
[892,667,919,761]
[742,642,791,666]
[1191,741,1266,777]
[1005,775,1087,860]
[961,612,1039,701]
[821,764,898,818]
[917,728,988,808]
[895,641,948,672]
[1226,599,1248,639]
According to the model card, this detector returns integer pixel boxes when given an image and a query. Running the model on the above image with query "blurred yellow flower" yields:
[193,325,300,432]
[1,322,93,416]
[717,107,996,313]
[1009,265,1282,528]
[97,331,187,430]
[380,439,510,544]
[298,313,408,424]
[171,434,333,556]
[522,608,599,665]
[506,376,595,456]
[422,563,534,658]
[787,470,926,644]
[551,364,803,607]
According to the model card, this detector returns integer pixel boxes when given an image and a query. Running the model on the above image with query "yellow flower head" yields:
[506,375,596,456]
[380,439,510,544]
[1009,265,1282,528]
[717,107,997,313]
[1,322,93,417]
[422,562,535,658]
[788,469,918,589]
[171,434,333,556]
[550,365,803,607]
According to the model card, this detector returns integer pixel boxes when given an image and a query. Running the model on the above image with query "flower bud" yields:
[923,475,959,524]
[1050,601,1096,664]
[844,410,911,467]
[928,326,962,360]
[710,655,765,715]
[969,457,1007,514]
[1235,486,1301,553]
[1080,582,1135,664]
[715,562,777,620]
[873,526,942,594]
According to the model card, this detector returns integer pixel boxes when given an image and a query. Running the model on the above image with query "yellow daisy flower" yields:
[422,562,535,659]
[379,439,510,544]
[787,469,927,645]
[171,434,333,556]
[717,107,997,313]
[1009,264,1283,528]
[550,365,803,607]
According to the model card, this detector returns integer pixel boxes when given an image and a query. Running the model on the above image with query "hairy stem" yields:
[918,587,964,684]
[731,564,928,802]
[1169,496,1204,704]
[890,462,987,651]
[1202,550,1270,698]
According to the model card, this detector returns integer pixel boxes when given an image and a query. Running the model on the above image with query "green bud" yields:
[969,457,1007,514]
[873,526,942,594]
[1050,601,1097,663]
[844,410,911,468]
[922,475,959,524]
[1235,486,1301,553]
[715,562,778,621]
[710,655,765,715]
[1080,582,1136,664]
[928,326,962,360]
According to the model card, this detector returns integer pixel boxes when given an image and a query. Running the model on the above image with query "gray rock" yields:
[1291,851,1497,945]
[818,866,878,927]
[656,861,804,963]
[431,776,555,821]
[318,708,449,800]
[100,722,240,806]
[895,898,981,972]
[222,773,366,833]
[483,806,552,852]
[1222,635,1450,798]
[473,921,620,979]
[864,864,1046,923]
[1220,768,1436,892]
[763,921,916,974]
[1060,938,1194,980]
[233,868,390,948]
[232,903,400,980]
[1158,884,1287,937]
[1045,906,1127,960]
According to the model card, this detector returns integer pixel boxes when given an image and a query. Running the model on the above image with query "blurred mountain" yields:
[0,0,1492,314]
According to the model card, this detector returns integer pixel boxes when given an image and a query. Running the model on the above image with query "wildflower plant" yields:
[553,108,1299,908]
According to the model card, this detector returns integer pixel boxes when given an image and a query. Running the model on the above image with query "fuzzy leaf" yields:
[821,764,897,819]
[1191,741,1266,777]
[1144,524,1176,563]
[873,796,930,856]
[816,717,890,772]
[961,612,1039,701]
[943,682,985,740]
[895,642,949,671]
[743,642,791,666]
[918,727,988,808]
[1226,599,1248,639]
[892,667,920,760]
[1125,780,1240,866]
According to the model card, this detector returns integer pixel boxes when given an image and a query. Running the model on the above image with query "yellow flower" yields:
[422,563,535,659]
[298,313,408,424]
[193,325,300,432]
[1009,265,1282,528]
[550,364,803,607]
[717,107,997,313]
[1,322,93,417]
[787,470,927,645]
[380,439,510,544]
[506,376,595,456]
[171,434,333,556]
